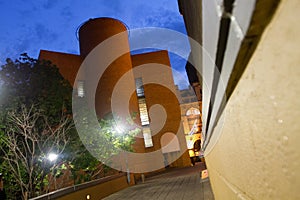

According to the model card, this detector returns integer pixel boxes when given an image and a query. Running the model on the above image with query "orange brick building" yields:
[39,17,191,173]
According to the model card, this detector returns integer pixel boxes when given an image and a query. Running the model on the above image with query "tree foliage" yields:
[0,54,90,199]
[0,53,72,122]
[0,104,72,199]
[0,54,139,199]
[71,103,140,183]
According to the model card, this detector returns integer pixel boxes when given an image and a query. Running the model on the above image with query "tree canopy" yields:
[0,54,90,199]
[0,54,139,199]
[0,53,72,122]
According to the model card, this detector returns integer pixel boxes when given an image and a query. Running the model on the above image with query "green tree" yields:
[0,54,139,199]
[70,102,140,183]
[0,54,90,199]
[0,53,72,121]
[0,54,80,199]
[0,104,72,199]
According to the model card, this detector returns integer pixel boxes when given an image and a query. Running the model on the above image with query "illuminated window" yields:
[77,80,85,97]
[135,78,145,97]
[142,126,153,147]
[135,78,153,148]
[138,98,150,125]
[186,107,200,116]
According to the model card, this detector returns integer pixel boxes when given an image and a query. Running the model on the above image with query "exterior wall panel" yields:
[206,1,300,199]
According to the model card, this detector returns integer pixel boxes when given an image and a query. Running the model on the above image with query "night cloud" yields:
[34,23,58,42]
[43,0,59,9]
[60,6,73,20]
[0,0,189,88]
[142,9,184,31]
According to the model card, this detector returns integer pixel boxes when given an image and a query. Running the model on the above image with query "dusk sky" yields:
[0,0,190,89]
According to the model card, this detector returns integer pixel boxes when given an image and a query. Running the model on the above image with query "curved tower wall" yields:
[79,18,128,57]
[78,18,138,120]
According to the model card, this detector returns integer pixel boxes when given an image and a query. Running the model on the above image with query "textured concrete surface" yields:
[205,0,300,199]
[104,163,214,200]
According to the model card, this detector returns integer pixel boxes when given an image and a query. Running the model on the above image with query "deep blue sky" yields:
[0,0,190,89]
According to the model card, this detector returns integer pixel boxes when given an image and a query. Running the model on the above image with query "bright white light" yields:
[114,125,124,134]
[47,153,58,162]
[77,80,85,97]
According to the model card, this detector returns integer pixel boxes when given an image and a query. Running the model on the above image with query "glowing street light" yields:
[114,124,124,134]
[47,153,58,162]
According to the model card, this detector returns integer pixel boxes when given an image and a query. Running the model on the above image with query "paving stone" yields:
[104,163,215,200]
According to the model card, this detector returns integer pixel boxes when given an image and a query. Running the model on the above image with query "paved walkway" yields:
[103,163,215,200]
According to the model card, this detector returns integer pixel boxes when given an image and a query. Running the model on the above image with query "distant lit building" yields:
[177,86,202,162]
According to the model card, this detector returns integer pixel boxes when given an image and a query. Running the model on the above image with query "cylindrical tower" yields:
[78,17,138,120]
[78,17,128,57]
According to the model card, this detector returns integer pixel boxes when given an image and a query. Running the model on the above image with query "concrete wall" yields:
[205,0,300,199]
[59,174,131,200]
[177,0,202,86]
[30,173,133,200]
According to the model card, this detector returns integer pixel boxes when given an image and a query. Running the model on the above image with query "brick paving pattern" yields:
[104,163,214,200]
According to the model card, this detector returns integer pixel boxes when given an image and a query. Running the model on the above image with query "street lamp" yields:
[114,124,124,135]
[47,153,58,162]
